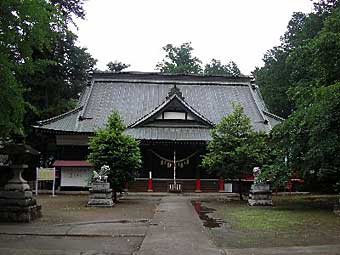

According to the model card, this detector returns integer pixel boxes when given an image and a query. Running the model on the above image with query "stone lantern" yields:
[0,134,42,222]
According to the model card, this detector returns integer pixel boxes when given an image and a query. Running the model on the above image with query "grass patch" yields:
[207,195,340,248]
[219,195,340,231]
[228,206,301,230]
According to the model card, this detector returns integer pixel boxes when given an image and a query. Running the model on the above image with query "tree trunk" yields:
[239,178,243,201]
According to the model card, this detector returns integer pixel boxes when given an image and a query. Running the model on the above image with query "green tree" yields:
[254,9,326,118]
[255,47,293,118]
[0,0,61,137]
[107,61,130,72]
[257,2,340,192]
[202,104,269,200]
[23,1,96,136]
[156,42,203,74]
[204,59,241,76]
[22,31,96,127]
[262,84,340,192]
[50,0,86,25]
[0,0,96,138]
[88,111,142,201]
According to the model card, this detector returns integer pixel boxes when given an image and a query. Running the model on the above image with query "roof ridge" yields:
[247,84,271,129]
[92,71,251,79]
[79,79,95,120]
[94,79,250,86]
[127,126,211,130]
[263,111,285,121]
[37,106,83,126]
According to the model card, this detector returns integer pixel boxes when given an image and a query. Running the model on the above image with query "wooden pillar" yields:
[195,178,201,192]
[219,177,224,192]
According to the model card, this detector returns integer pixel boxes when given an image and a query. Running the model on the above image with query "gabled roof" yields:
[129,93,214,128]
[35,72,281,140]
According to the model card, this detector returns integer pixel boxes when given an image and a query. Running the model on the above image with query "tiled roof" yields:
[35,107,85,133]
[35,72,281,140]
[53,160,93,167]
[125,127,211,141]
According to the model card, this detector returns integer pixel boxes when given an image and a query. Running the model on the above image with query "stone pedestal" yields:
[248,183,273,206]
[87,182,114,207]
[0,165,42,222]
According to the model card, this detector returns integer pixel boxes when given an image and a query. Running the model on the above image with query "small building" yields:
[34,72,282,192]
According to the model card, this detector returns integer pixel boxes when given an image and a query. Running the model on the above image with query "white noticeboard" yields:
[61,167,91,187]
[36,167,56,196]
[224,183,233,193]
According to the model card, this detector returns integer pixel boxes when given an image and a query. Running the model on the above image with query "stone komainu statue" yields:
[92,165,110,183]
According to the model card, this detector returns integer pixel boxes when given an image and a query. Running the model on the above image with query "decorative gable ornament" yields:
[166,85,185,100]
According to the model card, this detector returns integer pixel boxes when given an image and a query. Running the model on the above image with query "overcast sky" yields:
[76,0,314,75]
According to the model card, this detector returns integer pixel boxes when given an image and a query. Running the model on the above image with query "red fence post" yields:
[195,178,201,192]
[147,171,153,192]
[219,178,224,192]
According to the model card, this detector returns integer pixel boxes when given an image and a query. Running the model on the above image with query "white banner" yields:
[61,167,91,187]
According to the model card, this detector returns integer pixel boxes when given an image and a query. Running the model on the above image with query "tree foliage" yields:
[0,0,59,137]
[156,42,243,76]
[88,111,142,200]
[24,31,96,127]
[204,59,241,76]
[107,61,130,72]
[156,42,203,74]
[0,0,96,138]
[256,1,340,191]
[202,104,269,199]
[262,84,340,191]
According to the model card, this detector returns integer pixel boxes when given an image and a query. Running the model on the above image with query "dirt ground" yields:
[195,195,340,249]
[33,194,160,225]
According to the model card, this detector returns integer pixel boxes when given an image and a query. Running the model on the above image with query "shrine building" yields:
[34,72,282,192]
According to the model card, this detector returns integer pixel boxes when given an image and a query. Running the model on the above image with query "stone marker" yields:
[248,167,273,206]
